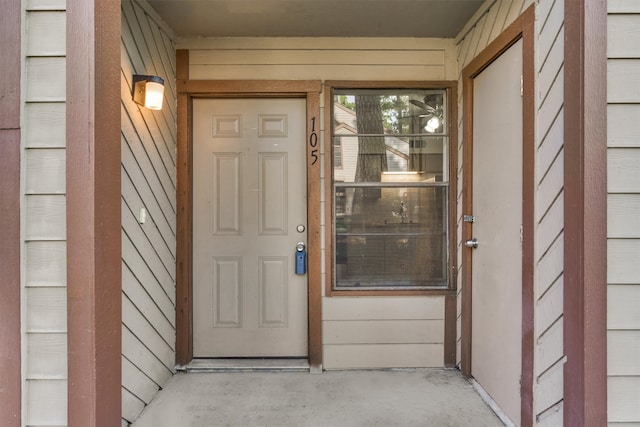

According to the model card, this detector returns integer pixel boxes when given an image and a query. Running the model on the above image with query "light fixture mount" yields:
[132,74,165,110]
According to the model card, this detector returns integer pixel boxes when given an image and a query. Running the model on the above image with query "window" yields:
[331,86,452,291]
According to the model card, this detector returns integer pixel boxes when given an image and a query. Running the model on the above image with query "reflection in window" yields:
[332,88,449,290]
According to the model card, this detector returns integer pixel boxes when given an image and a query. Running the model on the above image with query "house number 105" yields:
[309,117,318,165]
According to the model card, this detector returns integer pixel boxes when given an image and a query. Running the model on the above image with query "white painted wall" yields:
[607,1,640,424]
[22,1,68,425]
[179,36,457,369]
[120,0,177,424]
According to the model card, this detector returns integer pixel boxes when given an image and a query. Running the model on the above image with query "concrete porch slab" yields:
[130,369,505,427]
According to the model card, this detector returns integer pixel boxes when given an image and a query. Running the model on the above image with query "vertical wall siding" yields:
[455,0,568,424]
[607,1,640,424]
[23,1,68,426]
[121,1,177,424]
[179,36,457,369]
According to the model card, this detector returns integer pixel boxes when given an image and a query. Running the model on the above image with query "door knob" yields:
[465,238,479,249]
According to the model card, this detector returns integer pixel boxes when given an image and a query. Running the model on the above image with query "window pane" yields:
[333,135,446,183]
[334,186,447,289]
[334,89,447,137]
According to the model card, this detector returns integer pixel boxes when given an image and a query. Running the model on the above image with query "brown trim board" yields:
[0,0,21,425]
[67,1,122,426]
[175,55,323,368]
[461,6,535,426]
[563,0,608,425]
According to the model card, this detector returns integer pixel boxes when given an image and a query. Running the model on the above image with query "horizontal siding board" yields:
[608,377,640,422]
[608,285,640,329]
[25,241,66,287]
[608,104,640,148]
[322,296,444,321]
[323,320,443,345]
[189,65,447,81]
[26,11,66,56]
[609,0,640,13]
[26,287,67,333]
[608,59,640,102]
[180,37,454,50]
[26,57,66,102]
[608,330,640,375]
[608,194,640,237]
[537,403,563,427]
[26,379,67,425]
[24,102,66,148]
[26,333,67,379]
[26,0,65,10]
[189,49,445,66]
[25,195,66,240]
[608,239,640,284]
[608,148,640,193]
[25,148,66,194]
[324,344,443,369]
[608,14,640,58]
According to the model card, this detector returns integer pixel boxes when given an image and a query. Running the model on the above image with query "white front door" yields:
[471,39,523,425]
[192,98,308,357]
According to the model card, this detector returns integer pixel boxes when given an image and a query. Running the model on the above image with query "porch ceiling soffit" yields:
[145,0,485,38]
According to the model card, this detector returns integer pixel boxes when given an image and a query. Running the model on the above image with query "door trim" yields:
[175,50,322,368]
[460,6,535,426]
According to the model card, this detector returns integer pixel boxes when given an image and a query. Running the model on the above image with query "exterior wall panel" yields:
[608,4,640,424]
[22,3,68,426]
[121,0,177,425]
[179,36,456,369]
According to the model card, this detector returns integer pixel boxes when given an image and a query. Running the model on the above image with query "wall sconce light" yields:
[132,75,164,110]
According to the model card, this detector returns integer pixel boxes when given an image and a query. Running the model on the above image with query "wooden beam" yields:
[0,0,22,423]
[563,0,608,424]
[66,1,122,425]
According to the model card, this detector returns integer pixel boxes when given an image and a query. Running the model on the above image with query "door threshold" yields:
[179,358,310,373]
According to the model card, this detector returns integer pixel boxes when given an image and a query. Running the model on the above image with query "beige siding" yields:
[121,0,177,425]
[23,2,68,426]
[608,2,640,424]
[180,36,456,369]
[323,297,445,369]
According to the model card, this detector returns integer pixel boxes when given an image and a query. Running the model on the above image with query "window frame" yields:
[324,81,458,297]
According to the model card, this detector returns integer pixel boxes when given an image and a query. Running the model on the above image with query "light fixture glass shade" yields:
[143,81,164,110]
[132,75,164,110]
[425,116,441,133]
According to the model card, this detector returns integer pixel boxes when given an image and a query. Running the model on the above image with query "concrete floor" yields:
[131,369,505,427]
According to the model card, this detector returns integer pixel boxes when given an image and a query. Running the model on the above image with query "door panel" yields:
[193,98,308,357]
[471,39,523,425]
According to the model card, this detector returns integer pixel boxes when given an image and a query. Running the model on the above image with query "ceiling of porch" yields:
[145,0,486,38]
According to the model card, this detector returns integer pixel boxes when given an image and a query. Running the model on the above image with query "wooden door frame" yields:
[460,6,535,426]
[175,50,323,369]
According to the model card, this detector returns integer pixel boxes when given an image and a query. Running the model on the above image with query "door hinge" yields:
[521,75,524,97]
[463,215,475,223]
